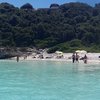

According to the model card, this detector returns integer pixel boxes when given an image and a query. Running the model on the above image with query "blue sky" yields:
[0,0,99,8]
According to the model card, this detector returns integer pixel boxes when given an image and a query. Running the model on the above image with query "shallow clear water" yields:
[0,60,100,100]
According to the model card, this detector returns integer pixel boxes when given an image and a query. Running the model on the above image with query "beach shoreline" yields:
[9,53,100,64]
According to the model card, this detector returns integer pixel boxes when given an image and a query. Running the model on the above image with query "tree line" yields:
[0,2,100,52]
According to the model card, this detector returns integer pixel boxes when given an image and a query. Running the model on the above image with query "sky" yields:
[0,0,100,8]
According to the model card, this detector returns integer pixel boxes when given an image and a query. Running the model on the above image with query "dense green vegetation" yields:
[0,2,100,52]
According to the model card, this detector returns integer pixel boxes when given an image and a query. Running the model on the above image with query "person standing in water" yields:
[72,53,75,63]
[83,54,87,64]
[17,55,19,62]
[76,53,79,63]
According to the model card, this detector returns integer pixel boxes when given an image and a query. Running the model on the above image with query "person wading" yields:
[72,53,75,63]
[16,55,19,62]
[83,54,87,64]
[76,53,79,63]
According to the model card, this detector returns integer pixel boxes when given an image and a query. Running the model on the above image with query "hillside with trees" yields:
[0,2,100,52]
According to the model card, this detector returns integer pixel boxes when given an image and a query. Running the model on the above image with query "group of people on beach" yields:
[72,53,87,64]
[16,52,88,63]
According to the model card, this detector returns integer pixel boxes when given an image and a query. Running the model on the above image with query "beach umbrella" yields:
[75,50,87,54]
[75,50,81,53]
[55,51,63,54]
[80,50,87,54]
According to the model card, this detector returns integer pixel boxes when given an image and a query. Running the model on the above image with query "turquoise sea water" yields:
[0,60,100,100]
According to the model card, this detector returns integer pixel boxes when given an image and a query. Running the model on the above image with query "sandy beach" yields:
[10,53,100,64]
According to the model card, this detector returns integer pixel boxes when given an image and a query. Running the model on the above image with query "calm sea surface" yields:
[0,60,100,100]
